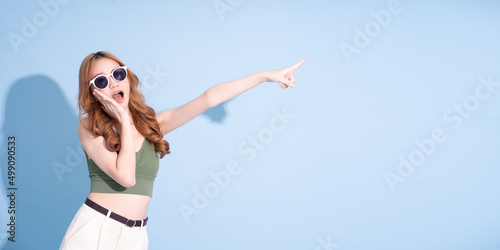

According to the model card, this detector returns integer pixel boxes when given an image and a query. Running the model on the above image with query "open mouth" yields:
[113,91,124,101]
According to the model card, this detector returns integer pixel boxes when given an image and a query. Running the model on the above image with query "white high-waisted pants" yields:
[59,201,148,250]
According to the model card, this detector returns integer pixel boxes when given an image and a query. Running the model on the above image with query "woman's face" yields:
[89,57,130,109]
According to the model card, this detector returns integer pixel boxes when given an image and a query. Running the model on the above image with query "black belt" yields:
[84,198,148,227]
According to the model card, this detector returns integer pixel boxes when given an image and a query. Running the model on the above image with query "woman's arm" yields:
[84,90,137,188]
[204,71,268,108]
[156,58,305,136]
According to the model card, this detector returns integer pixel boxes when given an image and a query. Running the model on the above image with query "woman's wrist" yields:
[118,113,131,125]
[255,71,271,83]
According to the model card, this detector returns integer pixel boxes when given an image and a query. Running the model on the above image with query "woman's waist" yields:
[87,192,151,220]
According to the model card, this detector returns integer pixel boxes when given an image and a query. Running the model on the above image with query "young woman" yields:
[59,51,304,249]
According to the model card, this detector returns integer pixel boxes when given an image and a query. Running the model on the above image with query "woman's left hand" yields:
[264,58,305,89]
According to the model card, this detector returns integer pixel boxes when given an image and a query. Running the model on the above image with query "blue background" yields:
[1,0,500,249]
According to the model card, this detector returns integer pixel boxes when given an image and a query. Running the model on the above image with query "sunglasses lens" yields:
[113,68,127,81]
[94,76,108,89]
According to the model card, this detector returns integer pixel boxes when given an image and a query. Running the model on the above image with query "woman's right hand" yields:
[93,89,130,124]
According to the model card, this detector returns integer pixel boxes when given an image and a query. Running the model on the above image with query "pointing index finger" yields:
[290,58,305,71]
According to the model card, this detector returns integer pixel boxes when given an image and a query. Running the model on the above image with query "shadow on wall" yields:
[201,100,231,123]
[0,75,88,249]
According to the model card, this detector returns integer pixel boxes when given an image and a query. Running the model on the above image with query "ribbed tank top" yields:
[84,132,160,197]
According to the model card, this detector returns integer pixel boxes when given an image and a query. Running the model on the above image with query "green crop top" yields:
[84,132,160,197]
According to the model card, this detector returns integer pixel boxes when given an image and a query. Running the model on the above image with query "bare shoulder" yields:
[78,118,96,142]
[155,110,172,136]
[78,118,108,161]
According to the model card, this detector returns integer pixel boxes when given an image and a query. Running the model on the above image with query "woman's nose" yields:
[109,76,119,88]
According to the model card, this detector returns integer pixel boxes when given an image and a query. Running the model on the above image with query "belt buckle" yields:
[125,219,137,227]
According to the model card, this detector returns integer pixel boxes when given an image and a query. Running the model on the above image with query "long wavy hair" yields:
[78,51,170,159]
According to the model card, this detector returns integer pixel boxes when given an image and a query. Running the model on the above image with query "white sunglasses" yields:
[89,66,128,90]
